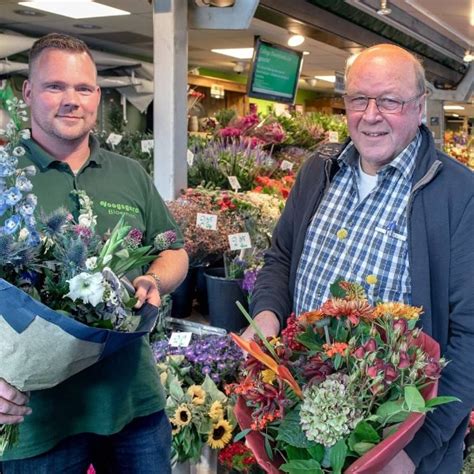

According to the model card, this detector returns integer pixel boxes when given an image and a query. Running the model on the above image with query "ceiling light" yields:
[14,8,45,16]
[443,105,465,110]
[314,75,336,83]
[463,50,474,63]
[287,34,305,47]
[451,114,459,117]
[18,1,130,19]
[303,51,310,56]
[305,78,318,87]
[376,0,391,15]
[211,48,254,59]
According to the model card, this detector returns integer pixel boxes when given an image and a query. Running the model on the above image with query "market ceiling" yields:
[0,0,472,94]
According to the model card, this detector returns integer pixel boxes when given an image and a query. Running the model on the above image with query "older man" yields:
[245,44,474,473]
[0,33,188,473]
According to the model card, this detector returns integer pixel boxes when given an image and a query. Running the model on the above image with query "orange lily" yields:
[231,333,303,399]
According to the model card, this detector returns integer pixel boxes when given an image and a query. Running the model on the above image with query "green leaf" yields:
[306,444,324,463]
[201,375,226,403]
[280,459,323,474]
[353,421,380,444]
[329,278,346,298]
[286,446,312,461]
[328,439,347,474]
[333,354,343,370]
[404,386,425,412]
[277,408,313,448]
[296,327,323,350]
[233,428,251,442]
[425,396,461,408]
[375,400,404,424]
[353,442,375,456]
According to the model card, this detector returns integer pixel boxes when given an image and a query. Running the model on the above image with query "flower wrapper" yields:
[0,278,158,391]
[234,332,440,474]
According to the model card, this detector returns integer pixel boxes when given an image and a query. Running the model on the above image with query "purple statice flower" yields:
[123,228,143,250]
[241,268,259,293]
[153,230,177,251]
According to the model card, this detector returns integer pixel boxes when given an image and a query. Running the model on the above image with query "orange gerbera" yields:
[323,342,349,358]
[320,298,375,325]
[373,302,423,320]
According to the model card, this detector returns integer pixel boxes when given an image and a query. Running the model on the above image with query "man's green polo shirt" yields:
[1,135,184,461]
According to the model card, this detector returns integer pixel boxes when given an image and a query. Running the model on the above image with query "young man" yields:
[245,44,474,473]
[0,33,188,473]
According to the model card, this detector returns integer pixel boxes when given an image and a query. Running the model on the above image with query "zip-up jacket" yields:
[250,125,474,472]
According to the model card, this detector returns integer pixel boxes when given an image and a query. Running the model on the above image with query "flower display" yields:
[154,333,244,464]
[218,441,258,473]
[444,131,473,169]
[229,280,457,473]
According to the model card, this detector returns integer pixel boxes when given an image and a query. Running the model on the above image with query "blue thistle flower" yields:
[0,234,14,264]
[41,208,69,237]
[64,237,87,271]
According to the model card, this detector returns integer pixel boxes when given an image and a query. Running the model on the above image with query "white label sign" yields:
[187,149,194,166]
[141,139,154,154]
[328,131,339,143]
[228,176,241,191]
[106,133,123,147]
[196,213,218,230]
[280,160,294,171]
[169,331,193,347]
[228,232,252,250]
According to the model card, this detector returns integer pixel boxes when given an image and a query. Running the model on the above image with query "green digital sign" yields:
[248,38,303,104]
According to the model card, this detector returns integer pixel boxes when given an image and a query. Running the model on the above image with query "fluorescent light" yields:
[18,1,130,19]
[314,75,336,83]
[211,48,254,59]
[451,114,459,117]
[443,105,465,110]
[302,51,310,56]
[287,34,305,47]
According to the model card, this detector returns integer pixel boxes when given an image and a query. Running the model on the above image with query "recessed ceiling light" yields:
[314,75,336,83]
[376,0,391,15]
[211,48,254,59]
[287,34,305,47]
[14,8,45,16]
[74,23,102,30]
[443,105,465,110]
[18,1,130,19]
[302,51,310,56]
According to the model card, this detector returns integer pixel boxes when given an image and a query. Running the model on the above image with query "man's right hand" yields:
[0,379,31,425]
[240,310,280,341]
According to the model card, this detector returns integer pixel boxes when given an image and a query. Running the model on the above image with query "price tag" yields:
[187,149,194,166]
[169,332,193,347]
[228,176,241,191]
[228,232,252,250]
[328,131,339,143]
[106,133,123,147]
[196,213,218,230]
[141,139,154,154]
[280,160,294,171]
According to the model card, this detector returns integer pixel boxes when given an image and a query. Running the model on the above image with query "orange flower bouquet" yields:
[229,280,458,473]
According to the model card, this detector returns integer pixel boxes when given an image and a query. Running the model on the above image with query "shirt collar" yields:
[337,130,422,182]
[20,132,102,171]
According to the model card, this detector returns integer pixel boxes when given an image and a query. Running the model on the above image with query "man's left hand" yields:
[378,450,415,474]
[133,275,161,308]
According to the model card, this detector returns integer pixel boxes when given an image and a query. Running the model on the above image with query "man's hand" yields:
[378,450,415,474]
[240,310,280,341]
[0,378,31,425]
[133,275,161,308]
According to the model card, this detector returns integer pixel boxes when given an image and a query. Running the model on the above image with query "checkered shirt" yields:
[294,132,422,315]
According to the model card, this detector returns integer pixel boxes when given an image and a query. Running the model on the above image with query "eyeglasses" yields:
[343,92,425,114]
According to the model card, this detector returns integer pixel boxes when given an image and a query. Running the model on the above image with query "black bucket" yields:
[204,268,249,332]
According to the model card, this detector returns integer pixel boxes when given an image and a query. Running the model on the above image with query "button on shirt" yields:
[294,132,421,315]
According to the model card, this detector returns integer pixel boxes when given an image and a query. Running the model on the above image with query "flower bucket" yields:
[204,268,248,332]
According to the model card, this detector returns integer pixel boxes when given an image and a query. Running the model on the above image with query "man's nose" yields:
[61,88,80,106]
[363,98,382,120]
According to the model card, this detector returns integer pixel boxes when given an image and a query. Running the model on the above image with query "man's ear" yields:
[22,79,32,105]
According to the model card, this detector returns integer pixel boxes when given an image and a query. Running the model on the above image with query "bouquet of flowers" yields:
[229,280,457,474]
[218,441,260,473]
[0,102,173,453]
[153,334,244,463]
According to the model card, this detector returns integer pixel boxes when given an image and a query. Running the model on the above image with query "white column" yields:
[152,0,188,201]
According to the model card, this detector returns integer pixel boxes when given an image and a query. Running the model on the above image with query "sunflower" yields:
[174,404,192,427]
[187,385,206,405]
[207,419,233,449]
[208,400,224,421]
[169,417,181,435]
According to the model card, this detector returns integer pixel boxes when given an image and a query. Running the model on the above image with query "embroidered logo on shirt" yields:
[99,200,139,216]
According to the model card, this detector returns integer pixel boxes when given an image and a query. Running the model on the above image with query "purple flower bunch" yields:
[152,334,243,387]
[153,230,177,251]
